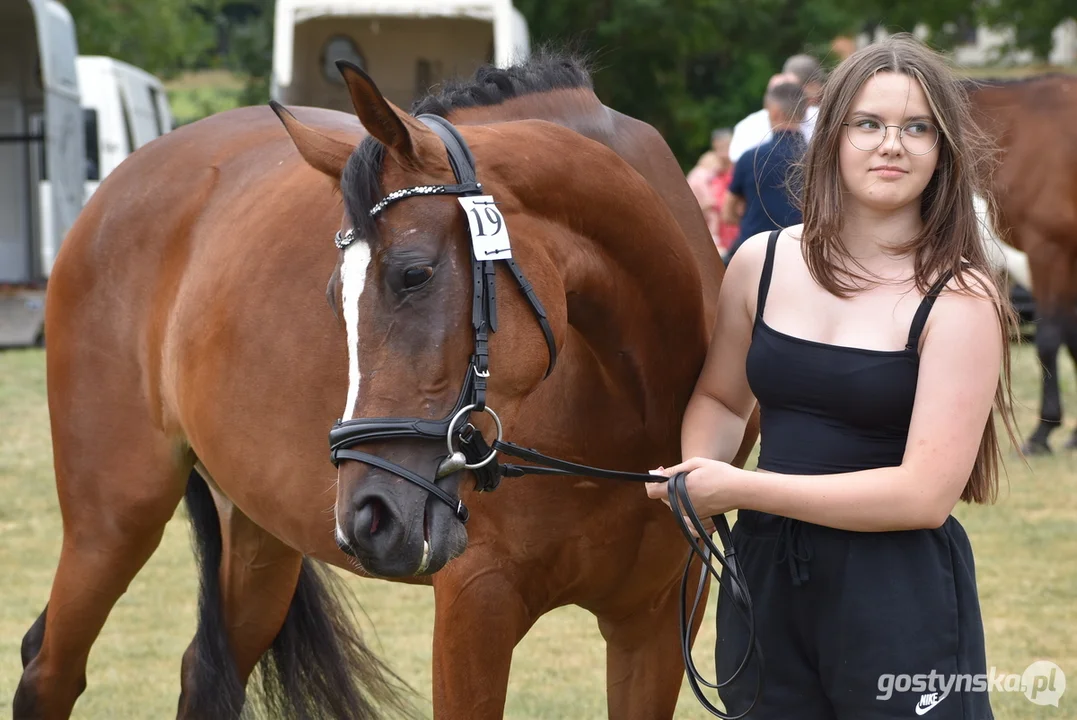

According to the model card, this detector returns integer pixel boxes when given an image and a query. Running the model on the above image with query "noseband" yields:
[326,114,761,718]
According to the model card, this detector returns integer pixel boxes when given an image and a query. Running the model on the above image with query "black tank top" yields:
[745,230,953,475]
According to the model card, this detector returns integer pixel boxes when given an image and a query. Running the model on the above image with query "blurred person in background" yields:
[709,128,739,254]
[722,81,806,262]
[687,150,722,244]
[728,71,801,163]
[783,53,825,140]
[831,35,858,61]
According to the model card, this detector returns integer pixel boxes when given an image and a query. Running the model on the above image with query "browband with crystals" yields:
[334,180,483,251]
[368,181,482,219]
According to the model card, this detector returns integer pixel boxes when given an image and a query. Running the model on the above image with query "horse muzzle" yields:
[335,461,467,577]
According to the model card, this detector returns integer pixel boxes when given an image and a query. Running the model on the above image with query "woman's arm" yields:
[650,275,1005,531]
[679,232,769,463]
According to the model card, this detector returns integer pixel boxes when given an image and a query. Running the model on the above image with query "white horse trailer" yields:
[0,0,83,345]
[271,0,530,112]
[77,56,174,203]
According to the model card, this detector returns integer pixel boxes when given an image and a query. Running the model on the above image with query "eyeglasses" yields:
[841,118,940,155]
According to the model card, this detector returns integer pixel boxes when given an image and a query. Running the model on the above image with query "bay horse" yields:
[965,73,1077,453]
[14,54,758,719]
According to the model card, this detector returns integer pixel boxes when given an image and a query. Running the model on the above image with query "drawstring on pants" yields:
[774,517,813,586]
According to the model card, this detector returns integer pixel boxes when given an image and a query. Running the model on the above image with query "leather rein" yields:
[327,114,761,718]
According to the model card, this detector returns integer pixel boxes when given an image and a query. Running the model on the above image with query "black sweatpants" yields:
[715,510,994,719]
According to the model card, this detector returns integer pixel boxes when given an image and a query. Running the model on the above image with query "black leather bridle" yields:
[327,114,762,718]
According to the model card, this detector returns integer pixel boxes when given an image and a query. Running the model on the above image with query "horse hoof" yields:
[1064,435,1077,451]
[1021,439,1052,456]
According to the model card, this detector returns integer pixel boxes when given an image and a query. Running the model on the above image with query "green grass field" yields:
[1,342,1075,718]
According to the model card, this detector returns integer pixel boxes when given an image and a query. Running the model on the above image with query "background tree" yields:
[516,0,862,166]
[216,0,276,106]
[61,0,1073,162]
[62,0,217,78]
[833,0,1074,61]
[977,0,1073,62]
[517,0,1074,166]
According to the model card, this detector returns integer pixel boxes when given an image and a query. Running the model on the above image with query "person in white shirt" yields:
[783,53,825,139]
[727,72,799,163]
[728,54,826,163]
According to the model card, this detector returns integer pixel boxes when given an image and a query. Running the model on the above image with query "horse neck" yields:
[510,130,707,454]
[453,94,707,345]
[448,96,708,457]
[453,88,723,320]
[966,76,1075,117]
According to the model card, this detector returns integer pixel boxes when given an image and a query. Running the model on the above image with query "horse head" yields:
[272,61,575,577]
[273,60,705,578]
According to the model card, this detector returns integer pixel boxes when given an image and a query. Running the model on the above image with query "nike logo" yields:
[915,692,944,715]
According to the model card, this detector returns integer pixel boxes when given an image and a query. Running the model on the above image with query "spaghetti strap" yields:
[756,230,781,322]
[905,269,955,351]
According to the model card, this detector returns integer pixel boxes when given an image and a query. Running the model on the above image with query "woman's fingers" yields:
[650,457,710,477]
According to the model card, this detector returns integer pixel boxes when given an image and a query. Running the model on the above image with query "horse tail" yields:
[183,470,418,720]
[255,558,419,719]
[182,469,245,717]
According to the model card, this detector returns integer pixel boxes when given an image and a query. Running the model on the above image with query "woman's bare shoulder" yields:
[782,223,805,243]
[938,262,1005,308]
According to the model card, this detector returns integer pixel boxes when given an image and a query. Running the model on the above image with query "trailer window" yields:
[120,96,137,154]
[322,36,364,84]
[83,108,100,181]
[148,86,165,136]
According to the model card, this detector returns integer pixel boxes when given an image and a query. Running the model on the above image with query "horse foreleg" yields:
[1022,239,1074,455]
[1026,312,1064,454]
[430,562,534,719]
[596,568,706,720]
[13,434,188,718]
[1061,307,1077,450]
[177,486,303,719]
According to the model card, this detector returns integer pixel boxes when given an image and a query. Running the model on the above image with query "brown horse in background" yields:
[966,73,1077,454]
[14,54,757,719]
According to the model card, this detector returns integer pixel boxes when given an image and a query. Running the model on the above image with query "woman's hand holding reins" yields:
[645,458,746,532]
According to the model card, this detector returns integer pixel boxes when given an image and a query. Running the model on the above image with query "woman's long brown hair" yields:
[796,33,1020,504]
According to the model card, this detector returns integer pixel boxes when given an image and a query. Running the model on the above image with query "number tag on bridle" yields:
[458,196,512,260]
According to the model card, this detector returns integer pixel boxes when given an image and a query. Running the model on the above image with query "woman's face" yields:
[838,71,940,213]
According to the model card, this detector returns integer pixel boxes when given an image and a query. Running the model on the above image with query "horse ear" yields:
[335,60,434,170]
[270,100,354,180]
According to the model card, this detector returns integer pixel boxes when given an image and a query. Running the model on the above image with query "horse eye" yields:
[403,266,433,289]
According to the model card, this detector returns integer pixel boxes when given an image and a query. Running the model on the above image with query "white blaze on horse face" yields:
[341,241,372,420]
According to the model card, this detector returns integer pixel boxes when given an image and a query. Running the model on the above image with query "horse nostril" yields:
[355,497,388,537]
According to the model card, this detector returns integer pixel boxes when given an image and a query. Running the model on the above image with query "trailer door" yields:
[0,97,31,283]
[34,0,83,277]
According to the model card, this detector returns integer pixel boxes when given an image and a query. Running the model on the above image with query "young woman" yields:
[648,34,1018,719]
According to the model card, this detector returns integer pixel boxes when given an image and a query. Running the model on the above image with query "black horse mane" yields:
[410,51,593,117]
[342,52,593,241]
